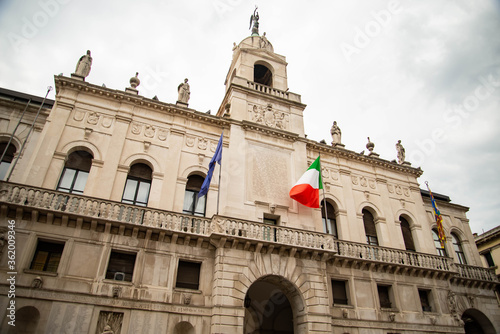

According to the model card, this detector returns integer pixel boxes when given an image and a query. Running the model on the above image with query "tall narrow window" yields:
[377,285,392,308]
[418,289,432,312]
[432,229,447,257]
[30,240,65,272]
[451,233,467,264]
[483,251,495,267]
[263,217,277,242]
[363,209,378,246]
[183,174,206,216]
[331,279,348,305]
[122,163,152,206]
[0,143,16,180]
[57,150,93,194]
[400,216,415,251]
[321,200,338,238]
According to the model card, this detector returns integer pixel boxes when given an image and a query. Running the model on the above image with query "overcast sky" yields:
[1,0,499,235]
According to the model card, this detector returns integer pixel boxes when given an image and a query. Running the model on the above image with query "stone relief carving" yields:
[198,138,208,150]
[144,125,155,138]
[388,184,394,193]
[87,111,100,125]
[130,122,168,141]
[102,116,113,128]
[131,123,142,135]
[73,109,85,121]
[249,103,289,130]
[360,177,367,187]
[186,136,195,147]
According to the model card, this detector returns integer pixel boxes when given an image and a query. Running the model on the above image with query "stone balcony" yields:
[1,181,498,288]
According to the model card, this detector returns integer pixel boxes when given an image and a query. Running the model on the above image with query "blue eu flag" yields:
[198,132,223,197]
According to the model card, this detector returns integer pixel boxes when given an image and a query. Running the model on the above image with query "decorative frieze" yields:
[129,122,169,142]
[387,183,411,197]
[185,135,218,153]
[351,175,377,189]
[73,109,114,129]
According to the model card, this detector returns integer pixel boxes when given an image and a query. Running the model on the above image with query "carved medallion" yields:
[250,103,289,130]
[144,125,155,138]
[131,122,142,135]
[186,136,195,147]
[360,177,367,187]
[158,128,168,141]
[87,111,99,125]
[369,180,376,189]
[198,138,208,150]
[351,176,358,185]
[101,115,113,128]
[73,110,85,122]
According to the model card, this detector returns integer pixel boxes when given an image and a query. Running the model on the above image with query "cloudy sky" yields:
[1,0,499,235]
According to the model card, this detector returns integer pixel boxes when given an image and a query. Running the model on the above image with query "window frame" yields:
[331,279,349,305]
[30,239,65,273]
[418,289,433,312]
[175,260,202,290]
[183,174,207,217]
[121,176,151,206]
[451,233,467,265]
[321,200,338,238]
[363,209,379,246]
[105,250,137,282]
[377,284,393,309]
[432,229,448,257]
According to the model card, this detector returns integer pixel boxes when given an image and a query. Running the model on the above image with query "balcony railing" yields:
[246,81,290,99]
[454,263,498,282]
[1,181,498,284]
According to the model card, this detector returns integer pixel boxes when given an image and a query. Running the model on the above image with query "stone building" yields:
[475,226,500,302]
[0,25,499,334]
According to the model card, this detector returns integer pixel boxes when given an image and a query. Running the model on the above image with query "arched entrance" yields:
[462,309,496,334]
[8,306,40,333]
[244,275,304,334]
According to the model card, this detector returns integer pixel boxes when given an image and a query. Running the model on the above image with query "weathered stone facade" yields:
[0,32,498,334]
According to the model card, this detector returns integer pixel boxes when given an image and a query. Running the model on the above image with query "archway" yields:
[173,321,194,334]
[462,308,496,334]
[244,275,303,334]
[8,306,39,333]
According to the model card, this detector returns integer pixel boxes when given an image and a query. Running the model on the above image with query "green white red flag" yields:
[289,156,323,208]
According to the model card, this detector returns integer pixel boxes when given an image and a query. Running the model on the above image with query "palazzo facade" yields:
[0,28,498,334]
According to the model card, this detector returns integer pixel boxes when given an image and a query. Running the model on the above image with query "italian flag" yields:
[289,156,323,208]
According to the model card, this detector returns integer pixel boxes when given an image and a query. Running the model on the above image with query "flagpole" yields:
[319,154,330,234]
[0,99,31,164]
[216,130,223,215]
[7,86,52,182]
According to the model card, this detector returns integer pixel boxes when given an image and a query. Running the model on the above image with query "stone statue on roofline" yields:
[330,121,342,146]
[177,78,190,105]
[249,6,259,36]
[74,50,92,78]
[396,140,405,164]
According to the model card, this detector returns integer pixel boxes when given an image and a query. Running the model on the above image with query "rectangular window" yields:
[30,240,65,272]
[377,285,392,309]
[331,279,348,305]
[176,260,201,290]
[483,251,495,267]
[105,251,137,282]
[418,289,432,312]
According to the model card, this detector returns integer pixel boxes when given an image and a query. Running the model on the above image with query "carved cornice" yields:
[54,75,230,128]
[306,141,424,178]
[241,120,299,142]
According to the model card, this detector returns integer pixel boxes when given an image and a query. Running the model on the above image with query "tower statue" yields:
[74,50,92,78]
[249,6,259,36]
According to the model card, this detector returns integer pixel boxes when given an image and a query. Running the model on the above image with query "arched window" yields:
[183,174,206,216]
[432,229,447,257]
[400,216,415,251]
[321,200,337,238]
[0,142,16,180]
[451,233,467,264]
[57,150,93,194]
[254,64,272,86]
[122,163,152,206]
[362,209,378,246]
